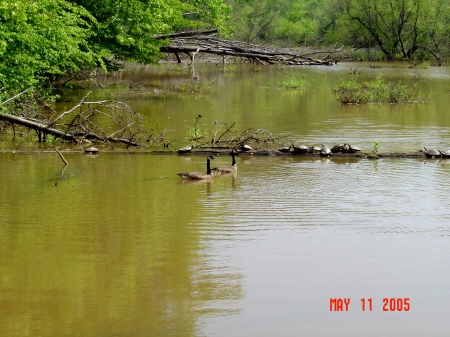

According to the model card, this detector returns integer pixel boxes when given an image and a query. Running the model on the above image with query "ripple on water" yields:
[195,157,450,240]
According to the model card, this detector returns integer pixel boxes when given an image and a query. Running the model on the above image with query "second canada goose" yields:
[177,156,215,180]
[216,150,237,173]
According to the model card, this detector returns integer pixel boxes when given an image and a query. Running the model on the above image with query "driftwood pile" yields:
[157,29,340,66]
[0,90,142,146]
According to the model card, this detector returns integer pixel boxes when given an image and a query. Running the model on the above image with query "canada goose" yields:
[177,156,215,180]
[216,150,237,173]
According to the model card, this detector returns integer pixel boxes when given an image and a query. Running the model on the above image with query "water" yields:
[1,152,450,336]
[2,62,450,336]
[47,62,450,154]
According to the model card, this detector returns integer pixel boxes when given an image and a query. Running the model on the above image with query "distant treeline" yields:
[226,0,449,63]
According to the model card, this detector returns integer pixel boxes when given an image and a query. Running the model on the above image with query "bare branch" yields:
[0,87,34,105]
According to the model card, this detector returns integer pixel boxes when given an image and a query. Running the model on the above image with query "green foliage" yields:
[225,0,331,44]
[333,74,425,104]
[277,77,307,89]
[172,80,213,97]
[186,114,205,145]
[44,134,61,144]
[224,0,450,61]
[0,0,231,100]
[373,141,379,154]
[0,0,99,99]
[333,0,450,61]
[367,141,380,159]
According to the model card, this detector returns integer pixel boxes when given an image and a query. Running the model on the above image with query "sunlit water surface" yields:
[1,152,449,336]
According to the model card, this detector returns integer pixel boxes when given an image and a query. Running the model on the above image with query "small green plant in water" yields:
[367,141,380,159]
[333,74,425,104]
[45,134,60,144]
[278,77,307,90]
[186,114,205,146]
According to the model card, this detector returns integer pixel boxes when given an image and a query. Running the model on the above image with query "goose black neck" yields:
[231,151,236,166]
[207,158,211,175]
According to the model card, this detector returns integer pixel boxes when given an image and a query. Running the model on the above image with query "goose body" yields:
[216,150,237,173]
[177,156,215,180]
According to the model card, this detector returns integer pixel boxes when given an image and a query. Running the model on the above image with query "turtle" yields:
[177,145,193,154]
[311,145,322,154]
[240,144,252,152]
[423,147,441,158]
[278,146,291,153]
[292,144,310,154]
[84,146,100,154]
[320,144,331,156]
[438,149,450,158]
[331,143,345,153]
[347,144,362,154]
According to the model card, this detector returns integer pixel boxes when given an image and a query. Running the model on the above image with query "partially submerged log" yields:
[158,30,341,65]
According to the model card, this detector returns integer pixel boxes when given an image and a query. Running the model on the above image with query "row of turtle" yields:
[177,144,450,159]
[279,143,362,156]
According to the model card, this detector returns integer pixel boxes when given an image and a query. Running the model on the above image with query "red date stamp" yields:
[329,298,410,311]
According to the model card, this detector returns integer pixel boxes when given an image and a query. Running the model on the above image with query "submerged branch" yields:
[56,148,69,166]
[55,148,68,187]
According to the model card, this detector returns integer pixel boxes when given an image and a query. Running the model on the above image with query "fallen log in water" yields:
[0,113,140,146]
[0,91,141,146]
[158,30,341,65]
[0,148,438,160]
[147,149,429,159]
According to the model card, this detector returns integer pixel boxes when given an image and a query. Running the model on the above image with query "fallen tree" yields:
[0,90,142,146]
[158,30,341,65]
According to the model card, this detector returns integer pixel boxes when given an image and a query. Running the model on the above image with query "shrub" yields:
[333,74,425,104]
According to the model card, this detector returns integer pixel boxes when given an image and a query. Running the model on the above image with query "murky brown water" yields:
[1,63,450,336]
[48,61,450,154]
[1,152,450,336]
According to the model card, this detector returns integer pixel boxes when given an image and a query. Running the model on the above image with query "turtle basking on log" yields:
[439,149,450,158]
[291,144,310,154]
[423,147,441,158]
[320,144,331,157]
[177,145,193,154]
[347,144,362,154]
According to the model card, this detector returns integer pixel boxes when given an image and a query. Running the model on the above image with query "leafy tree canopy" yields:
[0,0,99,97]
[0,0,231,100]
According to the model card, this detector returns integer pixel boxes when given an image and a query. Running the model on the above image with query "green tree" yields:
[70,0,230,65]
[225,0,282,43]
[0,0,230,101]
[225,0,336,45]
[334,0,450,60]
[0,0,99,98]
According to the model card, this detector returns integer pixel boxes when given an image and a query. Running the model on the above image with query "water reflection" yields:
[0,154,244,337]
